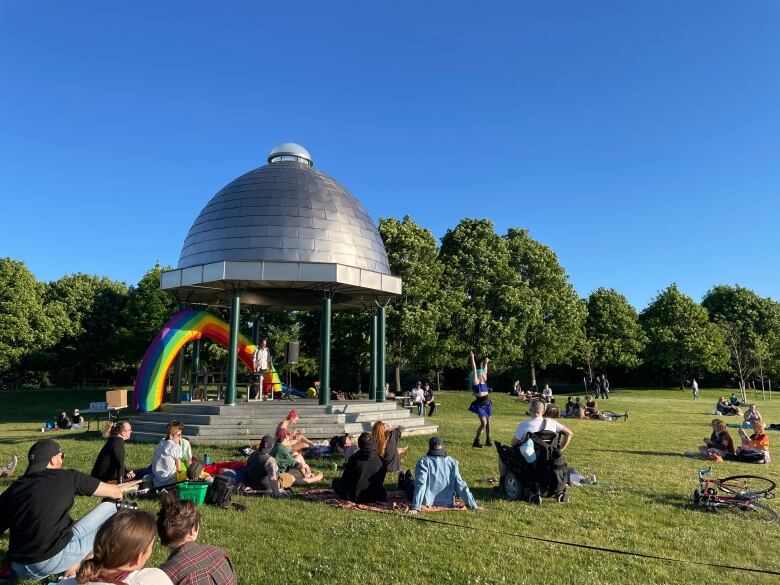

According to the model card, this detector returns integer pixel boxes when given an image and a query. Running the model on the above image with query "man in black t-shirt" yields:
[0,439,123,581]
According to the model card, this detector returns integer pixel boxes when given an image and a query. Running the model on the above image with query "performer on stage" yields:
[252,339,272,400]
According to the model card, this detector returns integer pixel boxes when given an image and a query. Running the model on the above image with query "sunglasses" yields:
[59,451,65,460]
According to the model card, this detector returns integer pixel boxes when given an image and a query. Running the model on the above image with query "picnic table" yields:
[80,402,127,431]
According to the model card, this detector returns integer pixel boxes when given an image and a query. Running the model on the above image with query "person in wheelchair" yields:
[495,399,573,504]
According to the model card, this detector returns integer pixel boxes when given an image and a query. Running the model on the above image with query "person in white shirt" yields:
[409,382,425,416]
[541,384,553,403]
[252,339,272,401]
[151,423,183,487]
[498,400,573,481]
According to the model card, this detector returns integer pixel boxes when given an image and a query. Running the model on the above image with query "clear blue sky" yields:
[1,1,778,310]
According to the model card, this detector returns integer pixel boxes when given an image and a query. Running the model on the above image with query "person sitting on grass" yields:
[696,419,735,460]
[56,410,72,430]
[407,437,478,514]
[271,432,323,484]
[157,494,237,585]
[0,455,17,478]
[584,395,600,419]
[545,400,560,419]
[91,421,139,484]
[743,403,763,426]
[63,509,172,585]
[151,422,184,487]
[372,420,407,474]
[716,397,742,417]
[332,432,387,503]
[729,393,741,407]
[276,409,314,452]
[71,409,84,429]
[726,420,771,464]
[562,397,577,418]
[0,439,123,581]
[245,435,295,495]
[329,433,358,461]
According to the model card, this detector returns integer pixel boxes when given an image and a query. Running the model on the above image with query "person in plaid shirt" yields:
[156,494,237,585]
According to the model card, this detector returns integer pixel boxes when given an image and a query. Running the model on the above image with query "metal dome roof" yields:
[177,150,390,274]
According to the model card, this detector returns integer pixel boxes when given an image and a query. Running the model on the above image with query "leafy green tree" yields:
[702,285,780,398]
[379,216,447,392]
[585,287,646,372]
[439,219,531,373]
[640,284,728,389]
[505,228,585,386]
[46,273,129,383]
[120,264,176,367]
[0,258,62,383]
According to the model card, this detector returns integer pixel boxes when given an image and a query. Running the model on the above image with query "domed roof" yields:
[178,145,390,274]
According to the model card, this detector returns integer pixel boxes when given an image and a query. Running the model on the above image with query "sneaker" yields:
[624,411,629,421]
[397,472,404,490]
[529,493,542,505]
[485,439,494,447]
[404,469,412,482]
[472,440,483,448]
[589,474,597,485]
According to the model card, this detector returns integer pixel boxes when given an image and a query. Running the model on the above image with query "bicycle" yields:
[693,467,777,523]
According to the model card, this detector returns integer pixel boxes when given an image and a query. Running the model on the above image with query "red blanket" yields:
[299,489,471,513]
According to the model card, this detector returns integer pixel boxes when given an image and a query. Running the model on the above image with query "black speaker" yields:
[285,341,300,364]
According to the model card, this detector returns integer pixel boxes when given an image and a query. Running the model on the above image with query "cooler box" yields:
[178,481,209,505]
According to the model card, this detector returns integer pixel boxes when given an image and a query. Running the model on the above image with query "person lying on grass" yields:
[61,509,172,585]
[157,493,237,585]
[697,419,736,460]
[332,432,387,503]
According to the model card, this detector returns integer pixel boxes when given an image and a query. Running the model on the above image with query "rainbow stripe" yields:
[133,309,255,412]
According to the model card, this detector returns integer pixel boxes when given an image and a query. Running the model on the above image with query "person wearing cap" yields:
[0,439,123,580]
[245,435,294,496]
[409,381,425,416]
[409,437,478,513]
[332,432,387,503]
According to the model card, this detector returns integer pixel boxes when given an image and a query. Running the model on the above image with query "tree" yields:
[585,288,646,373]
[0,258,63,384]
[505,228,585,387]
[379,216,447,391]
[439,219,531,372]
[640,284,728,389]
[120,264,176,367]
[702,285,780,400]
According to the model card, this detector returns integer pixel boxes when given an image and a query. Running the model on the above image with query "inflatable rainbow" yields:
[133,309,256,412]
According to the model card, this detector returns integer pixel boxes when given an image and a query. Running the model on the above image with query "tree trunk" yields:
[394,364,401,394]
[679,368,685,391]
[530,364,537,388]
[355,368,361,395]
[436,370,441,392]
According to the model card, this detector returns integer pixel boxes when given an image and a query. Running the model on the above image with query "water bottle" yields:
[203,453,212,465]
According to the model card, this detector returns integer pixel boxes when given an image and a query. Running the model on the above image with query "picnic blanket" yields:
[299,488,472,513]
[728,423,780,432]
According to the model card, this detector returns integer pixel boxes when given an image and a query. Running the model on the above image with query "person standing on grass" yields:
[600,374,610,399]
[467,351,493,448]
[157,494,237,585]
[0,439,123,581]
[692,378,700,400]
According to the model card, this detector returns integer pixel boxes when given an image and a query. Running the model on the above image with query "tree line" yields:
[1,216,778,393]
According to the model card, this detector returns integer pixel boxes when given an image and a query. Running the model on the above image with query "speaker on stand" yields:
[284,342,300,395]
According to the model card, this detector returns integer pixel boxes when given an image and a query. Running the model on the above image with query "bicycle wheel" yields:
[718,475,776,497]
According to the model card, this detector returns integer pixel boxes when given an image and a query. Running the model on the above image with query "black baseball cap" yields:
[428,437,446,457]
[258,435,275,455]
[27,439,62,473]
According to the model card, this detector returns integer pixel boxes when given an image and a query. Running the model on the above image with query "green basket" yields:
[177,481,209,505]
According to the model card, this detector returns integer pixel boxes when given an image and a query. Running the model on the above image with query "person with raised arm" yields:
[467,351,493,448]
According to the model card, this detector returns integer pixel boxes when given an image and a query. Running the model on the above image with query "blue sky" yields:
[1,1,778,310]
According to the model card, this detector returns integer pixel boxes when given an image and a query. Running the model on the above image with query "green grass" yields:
[1,388,779,584]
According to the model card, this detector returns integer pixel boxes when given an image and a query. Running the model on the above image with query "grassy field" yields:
[1,388,779,584]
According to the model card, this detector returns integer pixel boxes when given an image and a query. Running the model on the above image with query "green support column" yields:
[189,338,200,395]
[369,311,377,401]
[377,303,386,403]
[319,296,332,406]
[225,290,241,406]
[172,303,185,404]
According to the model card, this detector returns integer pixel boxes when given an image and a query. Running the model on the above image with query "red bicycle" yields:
[693,467,777,523]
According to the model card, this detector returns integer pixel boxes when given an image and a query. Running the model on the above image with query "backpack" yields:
[205,474,236,508]
[525,420,568,498]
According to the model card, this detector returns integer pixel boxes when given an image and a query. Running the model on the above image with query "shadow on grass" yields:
[599,448,689,459]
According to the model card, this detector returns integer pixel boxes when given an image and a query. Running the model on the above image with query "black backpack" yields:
[525,420,568,498]
[205,475,235,508]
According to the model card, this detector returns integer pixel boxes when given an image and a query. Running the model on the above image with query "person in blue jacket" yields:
[409,437,478,514]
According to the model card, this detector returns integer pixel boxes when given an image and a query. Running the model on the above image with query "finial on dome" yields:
[268,143,313,166]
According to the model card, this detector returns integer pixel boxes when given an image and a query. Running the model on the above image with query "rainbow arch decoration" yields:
[134,309,257,412]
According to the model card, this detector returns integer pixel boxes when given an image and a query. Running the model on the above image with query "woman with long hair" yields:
[467,351,492,448]
[157,494,237,585]
[73,509,172,584]
[698,418,735,459]
[91,421,137,483]
[371,421,406,473]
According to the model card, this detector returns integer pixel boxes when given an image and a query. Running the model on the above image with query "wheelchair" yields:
[495,430,569,504]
